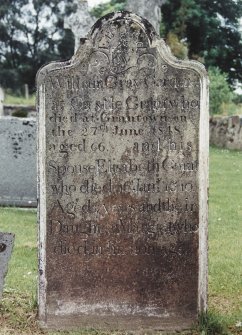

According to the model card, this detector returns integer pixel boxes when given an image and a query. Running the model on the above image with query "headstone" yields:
[0,86,4,117]
[126,0,167,34]
[0,117,37,207]
[0,232,15,299]
[37,12,209,332]
[64,0,95,52]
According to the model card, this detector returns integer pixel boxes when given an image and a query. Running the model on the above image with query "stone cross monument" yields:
[64,0,95,52]
[126,0,167,34]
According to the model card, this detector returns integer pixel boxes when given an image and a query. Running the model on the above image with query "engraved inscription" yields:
[45,22,200,270]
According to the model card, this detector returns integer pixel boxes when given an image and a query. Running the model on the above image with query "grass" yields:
[208,147,242,331]
[0,209,37,293]
[199,311,228,335]
[4,94,35,106]
[0,208,38,334]
[0,147,242,334]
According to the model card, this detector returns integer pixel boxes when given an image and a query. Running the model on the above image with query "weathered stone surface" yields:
[0,232,15,299]
[126,0,166,34]
[37,12,209,332]
[0,117,37,207]
[64,0,95,52]
[0,86,4,117]
[210,115,242,150]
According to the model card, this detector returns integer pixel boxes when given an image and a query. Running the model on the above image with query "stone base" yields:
[40,313,197,332]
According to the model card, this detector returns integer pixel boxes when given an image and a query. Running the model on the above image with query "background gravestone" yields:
[126,0,167,34]
[210,115,242,150]
[0,232,15,299]
[37,12,209,332]
[0,117,37,207]
[64,0,95,52]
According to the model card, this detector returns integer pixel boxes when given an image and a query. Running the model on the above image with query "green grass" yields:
[0,147,242,334]
[0,208,38,334]
[0,208,37,294]
[4,94,35,106]
[208,147,242,327]
[199,311,228,335]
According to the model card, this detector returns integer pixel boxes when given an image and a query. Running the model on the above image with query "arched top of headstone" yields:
[89,11,158,45]
[37,11,208,86]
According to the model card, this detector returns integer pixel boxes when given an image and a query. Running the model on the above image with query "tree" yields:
[208,67,234,115]
[165,32,188,60]
[0,0,75,92]
[161,0,242,86]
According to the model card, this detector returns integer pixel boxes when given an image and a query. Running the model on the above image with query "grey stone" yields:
[24,84,29,100]
[37,12,209,332]
[0,232,15,299]
[0,86,4,117]
[0,117,37,207]
[126,0,167,34]
[64,0,95,52]
[209,115,242,150]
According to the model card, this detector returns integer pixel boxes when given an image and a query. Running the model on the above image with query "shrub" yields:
[166,32,188,60]
[12,110,28,118]
[208,67,234,115]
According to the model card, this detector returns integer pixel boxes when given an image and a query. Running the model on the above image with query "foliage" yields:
[161,0,242,86]
[1,0,242,93]
[91,0,126,18]
[219,101,242,116]
[166,32,188,60]
[92,0,242,89]
[208,67,234,115]
[0,0,75,92]
[12,110,28,117]
[232,93,242,105]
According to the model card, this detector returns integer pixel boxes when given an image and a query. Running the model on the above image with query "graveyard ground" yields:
[0,147,241,335]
